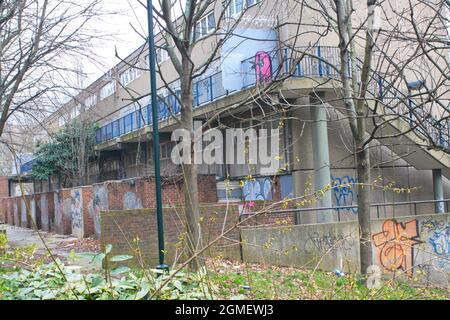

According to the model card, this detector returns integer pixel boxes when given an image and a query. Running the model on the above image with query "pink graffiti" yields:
[255,51,272,83]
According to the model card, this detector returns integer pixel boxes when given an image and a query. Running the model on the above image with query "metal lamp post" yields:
[146,0,168,271]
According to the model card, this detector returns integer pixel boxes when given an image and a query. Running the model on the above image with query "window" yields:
[100,80,115,100]
[145,46,170,66]
[71,104,81,119]
[156,46,169,64]
[160,142,174,159]
[120,67,140,86]
[195,12,215,39]
[224,0,260,18]
[84,95,97,110]
[58,116,67,127]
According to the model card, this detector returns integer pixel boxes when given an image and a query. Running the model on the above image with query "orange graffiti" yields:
[372,219,421,275]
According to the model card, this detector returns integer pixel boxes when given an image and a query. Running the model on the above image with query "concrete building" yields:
[29,0,450,222]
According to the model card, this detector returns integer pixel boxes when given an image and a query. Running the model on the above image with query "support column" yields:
[291,97,316,224]
[310,93,333,223]
[432,169,445,213]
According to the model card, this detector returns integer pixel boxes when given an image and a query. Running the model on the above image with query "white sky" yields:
[83,0,149,83]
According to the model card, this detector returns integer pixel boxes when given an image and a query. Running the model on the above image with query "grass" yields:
[205,260,449,300]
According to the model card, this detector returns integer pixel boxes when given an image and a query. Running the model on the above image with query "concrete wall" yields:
[241,221,360,273]
[241,213,450,284]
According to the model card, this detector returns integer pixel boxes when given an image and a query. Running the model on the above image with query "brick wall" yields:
[0,198,5,223]
[0,176,9,198]
[54,189,72,235]
[6,198,13,225]
[82,186,95,238]
[99,201,297,267]
[102,175,217,211]
[0,174,219,240]
[100,204,243,267]
[38,192,54,232]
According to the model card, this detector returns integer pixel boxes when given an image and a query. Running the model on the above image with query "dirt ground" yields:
[3,225,101,271]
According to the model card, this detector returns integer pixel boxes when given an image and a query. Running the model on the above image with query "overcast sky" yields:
[83,0,149,83]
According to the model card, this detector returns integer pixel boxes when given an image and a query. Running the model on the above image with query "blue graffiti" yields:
[428,224,450,270]
[331,175,358,214]
[242,178,273,201]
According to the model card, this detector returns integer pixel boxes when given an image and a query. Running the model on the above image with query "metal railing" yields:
[96,45,449,148]
[264,199,450,223]
[96,71,229,144]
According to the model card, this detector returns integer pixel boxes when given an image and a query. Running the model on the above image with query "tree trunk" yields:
[180,59,202,271]
[356,140,372,274]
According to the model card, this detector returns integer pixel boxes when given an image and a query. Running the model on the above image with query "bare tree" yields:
[0,0,108,139]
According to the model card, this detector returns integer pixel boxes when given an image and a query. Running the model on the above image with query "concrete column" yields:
[432,169,445,213]
[291,97,316,224]
[310,93,333,223]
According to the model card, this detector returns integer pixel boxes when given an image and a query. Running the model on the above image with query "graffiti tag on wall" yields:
[71,189,83,237]
[422,219,450,271]
[331,175,357,214]
[242,178,273,201]
[372,219,421,275]
[255,51,272,83]
[304,231,355,255]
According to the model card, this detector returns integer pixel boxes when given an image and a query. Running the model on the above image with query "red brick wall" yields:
[6,198,13,225]
[100,202,297,267]
[102,175,217,212]
[0,198,5,223]
[38,192,54,232]
[54,189,72,235]
[81,186,94,238]
[13,197,20,227]
[100,204,242,267]
[0,177,9,198]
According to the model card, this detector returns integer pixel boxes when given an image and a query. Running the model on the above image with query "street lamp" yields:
[146,0,168,271]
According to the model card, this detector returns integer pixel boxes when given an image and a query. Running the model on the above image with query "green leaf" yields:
[110,266,130,276]
[93,253,106,264]
[105,244,112,255]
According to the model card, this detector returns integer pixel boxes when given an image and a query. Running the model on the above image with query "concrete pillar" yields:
[310,93,333,223]
[432,169,445,213]
[291,97,316,224]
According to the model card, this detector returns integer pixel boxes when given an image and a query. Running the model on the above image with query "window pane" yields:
[201,19,207,37]
[236,0,243,14]
[207,13,215,32]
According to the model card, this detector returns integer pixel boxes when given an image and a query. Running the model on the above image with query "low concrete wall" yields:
[371,214,450,284]
[241,221,360,273]
[242,213,450,284]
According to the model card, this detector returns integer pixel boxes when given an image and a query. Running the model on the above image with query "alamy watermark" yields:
[170,121,281,171]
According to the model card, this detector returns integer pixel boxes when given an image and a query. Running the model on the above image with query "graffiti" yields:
[422,219,450,271]
[40,195,50,232]
[123,192,142,210]
[71,189,83,237]
[304,231,355,254]
[242,178,272,201]
[255,51,272,83]
[372,219,421,274]
[92,185,108,238]
[331,175,357,214]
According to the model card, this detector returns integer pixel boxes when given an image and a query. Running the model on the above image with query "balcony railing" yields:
[96,45,450,149]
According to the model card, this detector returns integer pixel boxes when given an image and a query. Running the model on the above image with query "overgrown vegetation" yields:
[32,121,98,187]
[0,235,447,300]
